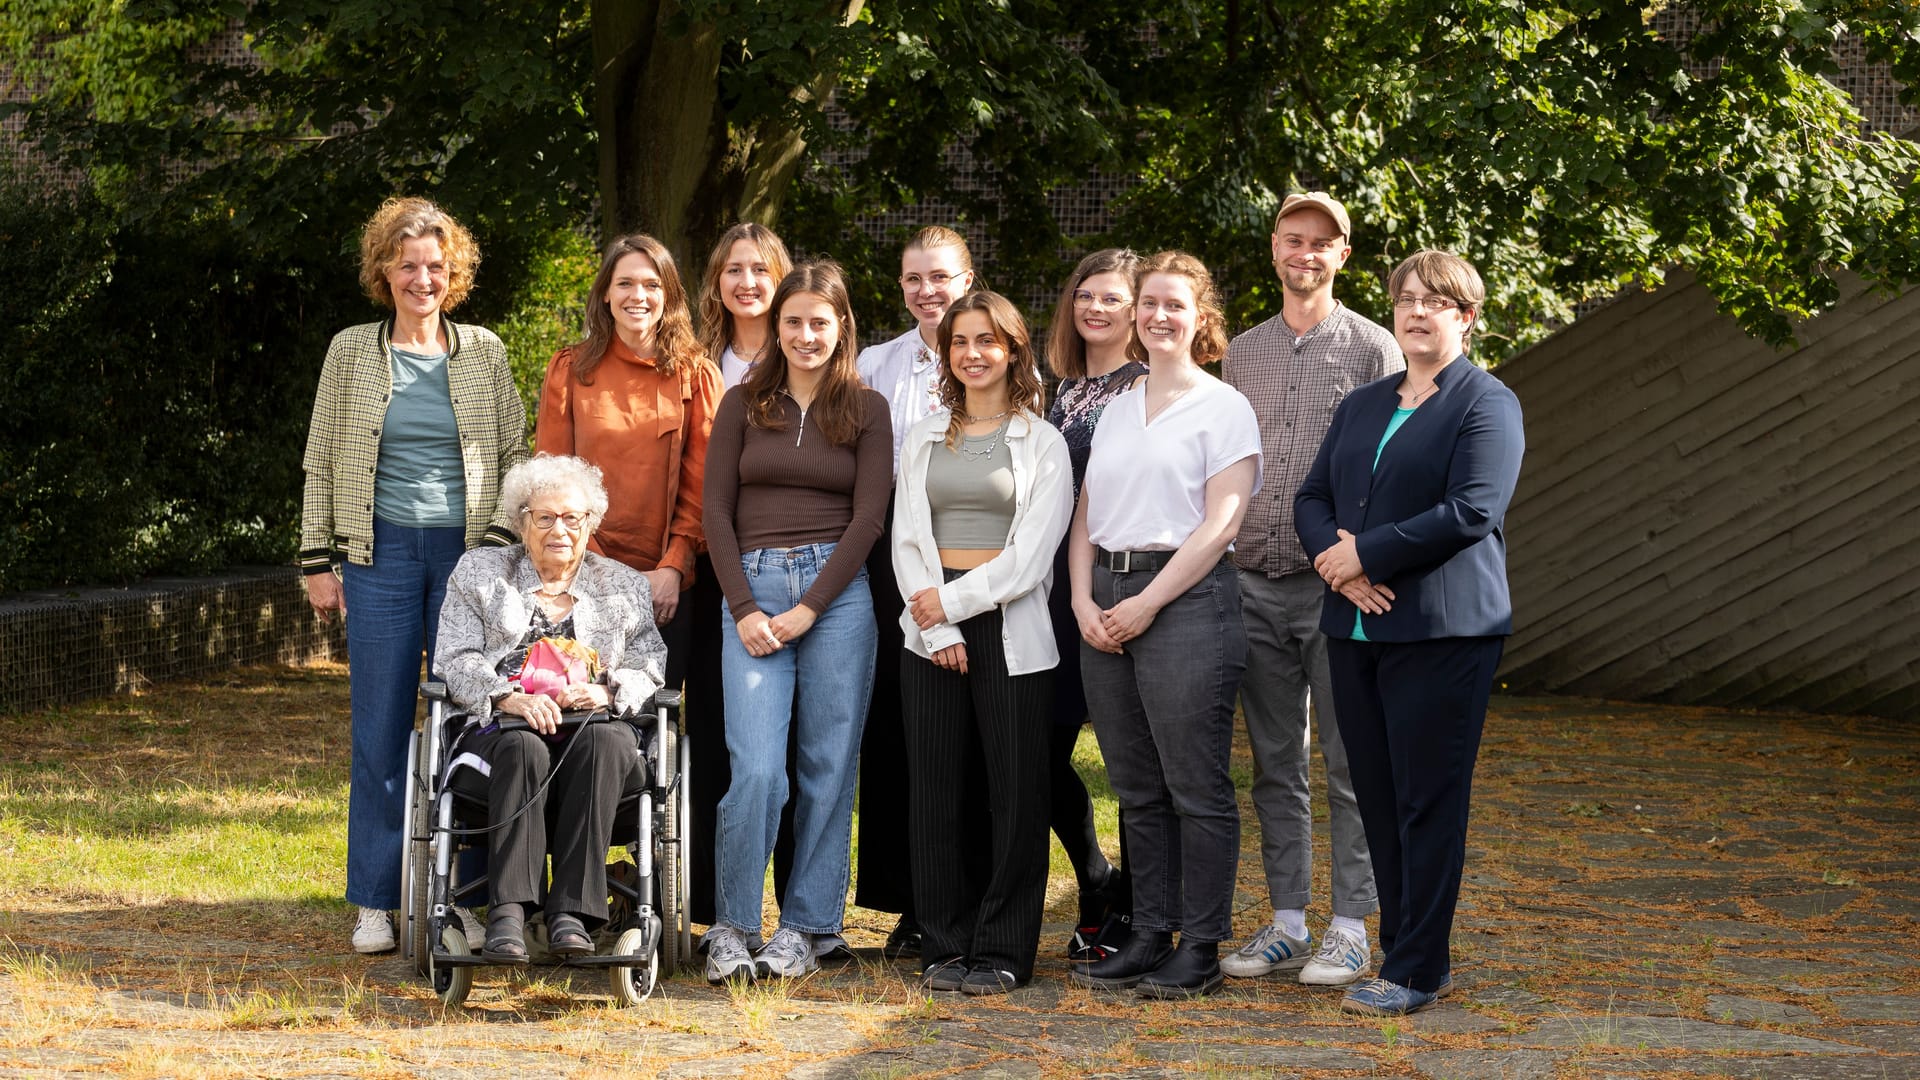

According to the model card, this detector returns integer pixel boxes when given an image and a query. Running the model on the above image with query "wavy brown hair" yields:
[357,197,480,311]
[1127,250,1230,366]
[936,291,1047,449]
[1043,248,1140,380]
[570,233,703,384]
[698,223,793,367]
[741,261,867,447]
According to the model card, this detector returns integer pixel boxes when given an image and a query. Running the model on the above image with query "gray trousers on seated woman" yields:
[452,721,646,926]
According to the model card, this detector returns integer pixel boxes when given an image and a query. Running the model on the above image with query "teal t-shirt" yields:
[373,346,466,529]
[1352,406,1416,642]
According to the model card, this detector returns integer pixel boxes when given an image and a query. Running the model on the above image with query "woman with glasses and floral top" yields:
[1041,248,1144,964]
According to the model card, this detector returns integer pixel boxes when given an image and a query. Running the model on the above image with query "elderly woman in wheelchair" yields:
[433,453,668,965]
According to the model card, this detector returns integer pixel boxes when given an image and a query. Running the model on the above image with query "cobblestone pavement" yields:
[2,691,1915,1078]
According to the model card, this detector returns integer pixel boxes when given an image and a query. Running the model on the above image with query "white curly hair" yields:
[499,453,610,527]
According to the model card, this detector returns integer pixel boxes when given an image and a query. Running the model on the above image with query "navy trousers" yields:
[1326,634,1503,994]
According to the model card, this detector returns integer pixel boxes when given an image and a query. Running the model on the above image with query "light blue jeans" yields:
[715,543,876,936]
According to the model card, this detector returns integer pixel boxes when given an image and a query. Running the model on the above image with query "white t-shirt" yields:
[857,328,944,474]
[719,344,754,390]
[1084,372,1264,551]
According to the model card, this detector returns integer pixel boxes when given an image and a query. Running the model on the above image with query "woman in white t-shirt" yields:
[688,223,796,943]
[1067,251,1262,1000]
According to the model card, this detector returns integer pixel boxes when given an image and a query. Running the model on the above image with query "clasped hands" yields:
[905,588,969,673]
[497,682,609,735]
[1314,529,1395,615]
[1074,595,1158,655]
[734,605,819,658]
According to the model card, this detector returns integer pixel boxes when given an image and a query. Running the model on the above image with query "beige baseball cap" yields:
[1275,191,1352,239]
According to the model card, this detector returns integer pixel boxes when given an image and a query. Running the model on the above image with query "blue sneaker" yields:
[1340,976,1439,1016]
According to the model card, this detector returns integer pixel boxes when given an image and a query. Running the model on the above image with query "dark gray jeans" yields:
[1081,560,1247,942]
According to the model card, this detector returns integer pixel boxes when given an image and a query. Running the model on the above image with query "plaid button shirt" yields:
[1223,304,1402,576]
[300,319,529,571]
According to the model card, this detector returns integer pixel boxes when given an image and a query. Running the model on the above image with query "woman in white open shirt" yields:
[892,290,1073,995]
[1067,251,1262,1000]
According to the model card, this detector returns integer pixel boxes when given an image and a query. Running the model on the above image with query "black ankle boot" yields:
[1071,929,1173,990]
[1136,937,1223,999]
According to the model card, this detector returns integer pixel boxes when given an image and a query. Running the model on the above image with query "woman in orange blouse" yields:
[534,234,723,626]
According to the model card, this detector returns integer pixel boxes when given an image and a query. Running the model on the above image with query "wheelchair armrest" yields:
[419,681,449,702]
[650,688,683,711]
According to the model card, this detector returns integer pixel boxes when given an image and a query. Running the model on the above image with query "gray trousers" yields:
[1236,570,1377,918]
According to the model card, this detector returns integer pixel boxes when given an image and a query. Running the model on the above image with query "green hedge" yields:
[0,180,593,593]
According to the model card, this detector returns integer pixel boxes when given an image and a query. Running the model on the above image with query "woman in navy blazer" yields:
[1294,250,1523,1017]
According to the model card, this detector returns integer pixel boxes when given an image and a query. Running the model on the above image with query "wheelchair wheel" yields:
[656,724,684,974]
[432,923,474,1008]
[407,763,432,976]
[608,925,657,1006]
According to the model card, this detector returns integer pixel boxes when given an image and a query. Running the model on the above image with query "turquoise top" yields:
[373,346,466,529]
[1352,407,1417,642]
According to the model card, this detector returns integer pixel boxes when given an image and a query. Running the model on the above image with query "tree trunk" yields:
[592,0,864,269]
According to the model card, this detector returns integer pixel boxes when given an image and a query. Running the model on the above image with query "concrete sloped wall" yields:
[1496,271,1920,719]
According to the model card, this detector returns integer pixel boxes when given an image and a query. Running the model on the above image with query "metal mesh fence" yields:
[0,567,345,714]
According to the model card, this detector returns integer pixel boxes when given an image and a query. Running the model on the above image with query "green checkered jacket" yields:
[299,319,528,572]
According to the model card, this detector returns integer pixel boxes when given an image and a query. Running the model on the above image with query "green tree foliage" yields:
[5,1,1920,587]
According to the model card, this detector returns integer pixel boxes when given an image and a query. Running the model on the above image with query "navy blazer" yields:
[1294,356,1524,641]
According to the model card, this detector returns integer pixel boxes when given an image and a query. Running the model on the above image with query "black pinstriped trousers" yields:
[900,600,1053,981]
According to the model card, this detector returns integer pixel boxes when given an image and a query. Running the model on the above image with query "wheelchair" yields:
[398,682,692,1006]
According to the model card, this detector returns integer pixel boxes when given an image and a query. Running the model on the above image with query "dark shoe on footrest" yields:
[547,912,593,957]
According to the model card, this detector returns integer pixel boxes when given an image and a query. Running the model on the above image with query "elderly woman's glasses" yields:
[525,509,591,531]
[1392,294,1465,313]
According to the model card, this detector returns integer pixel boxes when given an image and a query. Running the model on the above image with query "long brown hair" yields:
[937,291,1047,449]
[1044,248,1140,380]
[1127,250,1230,366]
[571,233,703,384]
[741,261,868,447]
[697,223,793,367]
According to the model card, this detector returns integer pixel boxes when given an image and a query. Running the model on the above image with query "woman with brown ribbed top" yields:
[700,260,892,984]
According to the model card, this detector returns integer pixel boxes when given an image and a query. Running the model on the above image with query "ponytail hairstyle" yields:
[572,233,703,384]
[741,260,868,447]
[1127,250,1230,366]
[936,291,1047,449]
[697,223,792,366]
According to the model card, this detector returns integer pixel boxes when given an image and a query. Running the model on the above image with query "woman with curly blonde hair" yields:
[300,196,527,955]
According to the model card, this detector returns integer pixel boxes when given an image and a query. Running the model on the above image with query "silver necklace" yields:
[960,407,1010,423]
[955,417,1011,461]
[1403,381,1437,406]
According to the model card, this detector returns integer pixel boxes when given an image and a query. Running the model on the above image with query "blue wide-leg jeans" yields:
[715,543,876,936]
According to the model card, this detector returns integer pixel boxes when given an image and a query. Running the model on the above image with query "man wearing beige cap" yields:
[1221,191,1401,987]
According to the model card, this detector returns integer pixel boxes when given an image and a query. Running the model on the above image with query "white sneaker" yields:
[1220,922,1311,978]
[754,927,818,979]
[1300,926,1371,986]
[352,907,396,954]
[705,926,757,984]
[452,906,485,951]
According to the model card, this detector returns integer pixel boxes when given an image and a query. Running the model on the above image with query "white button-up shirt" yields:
[857,328,945,474]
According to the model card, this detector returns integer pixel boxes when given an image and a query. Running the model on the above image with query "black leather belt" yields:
[1096,548,1237,573]
[1096,547,1176,573]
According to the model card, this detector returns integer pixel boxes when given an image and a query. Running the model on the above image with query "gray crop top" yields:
[925,423,1016,548]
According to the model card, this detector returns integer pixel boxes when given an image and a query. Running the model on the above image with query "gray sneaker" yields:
[1299,926,1371,986]
[1220,923,1312,978]
[754,927,819,979]
[705,926,757,984]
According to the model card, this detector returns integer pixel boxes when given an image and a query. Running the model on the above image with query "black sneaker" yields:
[883,915,923,960]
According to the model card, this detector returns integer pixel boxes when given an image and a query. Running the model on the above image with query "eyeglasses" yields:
[900,271,958,288]
[525,509,592,531]
[1393,294,1465,313]
[1072,290,1132,310]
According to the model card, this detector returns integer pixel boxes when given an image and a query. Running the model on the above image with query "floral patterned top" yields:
[495,608,576,683]
[1047,360,1149,497]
